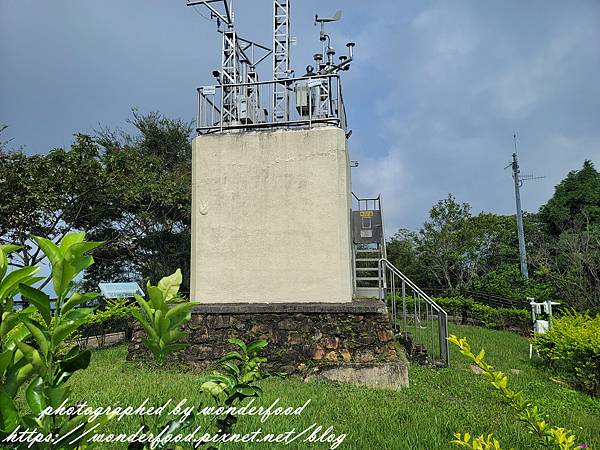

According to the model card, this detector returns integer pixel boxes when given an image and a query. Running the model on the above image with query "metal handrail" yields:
[378,258,450,366]
[195,73,347,134]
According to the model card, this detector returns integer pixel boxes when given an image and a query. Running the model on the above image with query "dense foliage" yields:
[534,311,600,396]
[429,296,530,334]
[0,112,192,292]
[387,162,600,310]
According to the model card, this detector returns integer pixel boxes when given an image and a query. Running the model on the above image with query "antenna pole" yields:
[273,0,291,122]
[511,135,529,279]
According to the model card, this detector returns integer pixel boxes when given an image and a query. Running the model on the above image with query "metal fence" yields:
[422,287,525,309]
[196,74,347,134]
[378,259,449,367]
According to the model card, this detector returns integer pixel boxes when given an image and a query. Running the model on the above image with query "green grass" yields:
[65,323,600,449]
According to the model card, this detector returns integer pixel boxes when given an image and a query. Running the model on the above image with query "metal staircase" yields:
[351,194,386,298]
[351,193,449,366]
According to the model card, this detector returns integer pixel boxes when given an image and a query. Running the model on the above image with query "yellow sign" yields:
[359,210,374,217]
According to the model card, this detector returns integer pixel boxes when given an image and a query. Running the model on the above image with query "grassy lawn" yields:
[67,323,600,449]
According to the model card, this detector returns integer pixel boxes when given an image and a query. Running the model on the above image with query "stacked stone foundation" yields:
[128,299,403,376]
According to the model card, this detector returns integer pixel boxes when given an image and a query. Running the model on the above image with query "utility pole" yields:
[506,134,545,279]
[511,149,528,278]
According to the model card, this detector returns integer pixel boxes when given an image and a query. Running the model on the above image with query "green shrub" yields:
[534,311,600,396]
[77,297,135,346]
[393,295,531,333]
[132,268,197,366]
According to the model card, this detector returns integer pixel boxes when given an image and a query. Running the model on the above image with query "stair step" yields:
[356,258,380,262]
[356,267,379,272]
[356,249,381,253]
[356,277,381,281]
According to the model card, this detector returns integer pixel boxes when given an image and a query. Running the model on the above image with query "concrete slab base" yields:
[304,361,409,390]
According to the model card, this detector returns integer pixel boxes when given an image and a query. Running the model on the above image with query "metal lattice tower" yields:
[273,0,291,122]
[221,29,240,123]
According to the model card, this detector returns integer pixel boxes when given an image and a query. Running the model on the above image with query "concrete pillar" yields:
[190,126,353,303]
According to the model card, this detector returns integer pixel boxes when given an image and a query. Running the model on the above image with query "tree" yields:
[416,194,481,291]
[0,135,109,274]
[86,110,193,291]
[0,111,193,293]
[386,229,426,285]
[536,161,600,309]
[540,160,600,235]
[387,195,554,301]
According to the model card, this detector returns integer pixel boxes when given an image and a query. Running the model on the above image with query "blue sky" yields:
[1,0,599,232]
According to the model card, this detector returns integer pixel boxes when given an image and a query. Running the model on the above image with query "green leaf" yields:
[221,361,240,376]
[0,244,21,280]
[134,294,154,319]
[59,349,91,373]
[246,339,268,354]
[25,376,46,415]
[0,266,40,301]
[45,384,69,408]
[66,240,103,259]
[3,359,35,397]
[15,341,46,374]
[157,268,182,302]
[0,312,21,338]
[220,351,244,363]
[0,349,12,376]
[59,232,86,251]
[199,373,235,389]
[164,302,194,325]
[228,338,247,352]
[147,286,165,311]
[131,309,159,342]
[18,284,51,326]
[0,390,19,433]
[232,384,262,397]
[32,236,62,266]
[61,291,99,315]
[20,317,49,359]
[51,316,88,348]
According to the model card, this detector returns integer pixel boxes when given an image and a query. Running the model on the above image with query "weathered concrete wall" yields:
[191,126,352,303]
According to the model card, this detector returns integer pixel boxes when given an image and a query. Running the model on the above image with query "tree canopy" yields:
[0,111,192,291]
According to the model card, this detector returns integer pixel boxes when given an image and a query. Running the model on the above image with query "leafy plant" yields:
[448,335,590,450]
[534,311,600,396]
[199,338,272,437]
[0,232,114,449]
[77,297,135,347]
[132,268,196,366]
[392,295,531,333]
[0,243,44,426]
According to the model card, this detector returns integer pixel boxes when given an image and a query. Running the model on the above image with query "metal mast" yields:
[507,134,545,279]
[511,149,529,279]
[272,0,291,122]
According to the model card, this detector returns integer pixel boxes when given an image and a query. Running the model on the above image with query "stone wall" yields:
[128,300,402,375]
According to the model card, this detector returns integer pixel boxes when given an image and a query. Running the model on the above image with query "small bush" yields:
[431,296,530,333]
[78,297,135,345]
[534,311,600,396]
